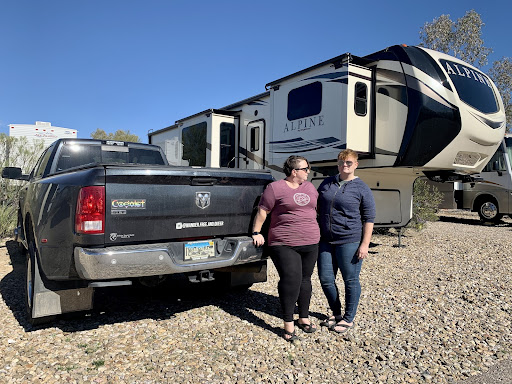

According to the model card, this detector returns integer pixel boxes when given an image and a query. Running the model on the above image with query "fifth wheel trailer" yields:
[149,44,506,228]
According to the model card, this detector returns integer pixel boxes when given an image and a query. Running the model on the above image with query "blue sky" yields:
[1,0,510,143]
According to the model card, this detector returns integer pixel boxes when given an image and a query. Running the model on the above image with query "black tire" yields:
[477,199,502,223]
[16,212,27,256]
[17,241,27,257]
[25,242,56,325]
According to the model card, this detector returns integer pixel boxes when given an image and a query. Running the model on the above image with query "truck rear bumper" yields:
[74,236,264,280]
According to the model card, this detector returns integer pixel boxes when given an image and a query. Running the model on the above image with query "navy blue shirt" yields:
[317,176,376,244]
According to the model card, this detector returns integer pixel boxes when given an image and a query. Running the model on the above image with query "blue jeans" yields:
[317,241,362,323]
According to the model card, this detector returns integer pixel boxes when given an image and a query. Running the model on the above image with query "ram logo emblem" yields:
[195,192,211,209]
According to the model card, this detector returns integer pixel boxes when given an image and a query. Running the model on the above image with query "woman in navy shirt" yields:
[317,149,376,334]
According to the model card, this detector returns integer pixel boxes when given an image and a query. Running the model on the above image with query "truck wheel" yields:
[477,199,502,223]
[25,242,55,325]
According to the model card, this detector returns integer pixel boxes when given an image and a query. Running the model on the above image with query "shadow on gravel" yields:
[1,240,30,329]
[1,240,285,337]
[438,215,512,227]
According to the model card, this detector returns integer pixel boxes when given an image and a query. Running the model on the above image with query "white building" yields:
[9,121,77,147]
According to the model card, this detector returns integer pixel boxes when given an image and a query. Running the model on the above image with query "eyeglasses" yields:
[338,160,354,167]
[294,167,311,172]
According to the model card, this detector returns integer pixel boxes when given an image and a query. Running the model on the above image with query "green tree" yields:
[489,58,512,131]
[419,10,512,131]
[419,10,492,67]
[91,129,140,143]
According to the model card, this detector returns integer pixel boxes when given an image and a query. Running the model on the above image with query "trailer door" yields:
[240,119,265,170]
[346,65,373,154]
[210,114,238,168]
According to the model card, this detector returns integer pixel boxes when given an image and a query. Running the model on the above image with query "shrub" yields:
[409,178,443,230]
[0,134,45,238]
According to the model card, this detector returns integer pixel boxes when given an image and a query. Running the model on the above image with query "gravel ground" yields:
[0,210,511,383]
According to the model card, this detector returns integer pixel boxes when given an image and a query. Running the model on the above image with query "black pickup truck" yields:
[2,139,273,324]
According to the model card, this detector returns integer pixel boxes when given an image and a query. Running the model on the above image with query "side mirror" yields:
[2,167,26,180]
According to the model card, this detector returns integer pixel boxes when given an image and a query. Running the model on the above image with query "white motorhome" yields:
[435,135,512,222]
[149,45,506,228]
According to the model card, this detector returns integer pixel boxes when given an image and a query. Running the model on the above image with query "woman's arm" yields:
[357,221,374,259]
[252,207,269,247]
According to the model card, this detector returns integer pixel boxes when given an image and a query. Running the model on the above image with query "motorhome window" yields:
[440,59,499,114]
[482,147,506,172]
[287,82,322,121]
[505,137,512,164]
[220,122,235,167]
[250,126,260,152]
[354,82,368,116]
[182,122,207,166]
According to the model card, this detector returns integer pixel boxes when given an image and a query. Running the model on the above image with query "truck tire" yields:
[25,242,56,325]
[477,198,502,223]
[16,211,27,256]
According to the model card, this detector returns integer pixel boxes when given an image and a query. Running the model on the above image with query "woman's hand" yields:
[357,243,369,259]
[252,234,265,247]
[358,222,374,259]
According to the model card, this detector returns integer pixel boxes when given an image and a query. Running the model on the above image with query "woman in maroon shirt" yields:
[252,155,320,341]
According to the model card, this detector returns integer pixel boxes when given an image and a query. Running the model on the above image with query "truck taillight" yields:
[75,186,105,234]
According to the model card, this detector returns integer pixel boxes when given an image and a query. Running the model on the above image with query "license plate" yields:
[184,240,215,260]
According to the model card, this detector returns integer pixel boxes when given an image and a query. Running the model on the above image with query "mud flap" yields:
[215,260,267,287]
[32,257,94,319]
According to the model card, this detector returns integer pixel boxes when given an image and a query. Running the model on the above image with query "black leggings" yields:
[269,243,319,322]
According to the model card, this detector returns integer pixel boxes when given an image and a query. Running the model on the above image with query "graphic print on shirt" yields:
[294,193,311,206]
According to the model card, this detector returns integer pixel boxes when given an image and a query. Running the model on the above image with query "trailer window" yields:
[354,82,367,116]
[220,122,235,167]
[250,126,260,152]
[182,122,207,166]
[287,82,322,121]
[440,59,499,115]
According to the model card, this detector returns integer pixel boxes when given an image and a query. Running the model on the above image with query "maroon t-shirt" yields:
[258,179,320,246]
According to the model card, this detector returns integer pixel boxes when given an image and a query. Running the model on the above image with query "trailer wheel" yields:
[25,242,55,325]
[477,198,502,223]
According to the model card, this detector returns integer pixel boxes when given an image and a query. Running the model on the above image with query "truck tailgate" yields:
[104,166,272,245]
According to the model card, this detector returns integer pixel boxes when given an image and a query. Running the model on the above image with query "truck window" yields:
[55,143,166,172]
[33,146,54,179]
[56,144,101,171]
[220,122,235,167]
[182,122,207,166]
[128,148,166,165]
[287,82,322,121]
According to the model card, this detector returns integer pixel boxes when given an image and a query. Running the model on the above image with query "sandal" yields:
[283,329,299,342]
[329,322,354,334]
[319,315,342,328]
[295,320,317,333]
